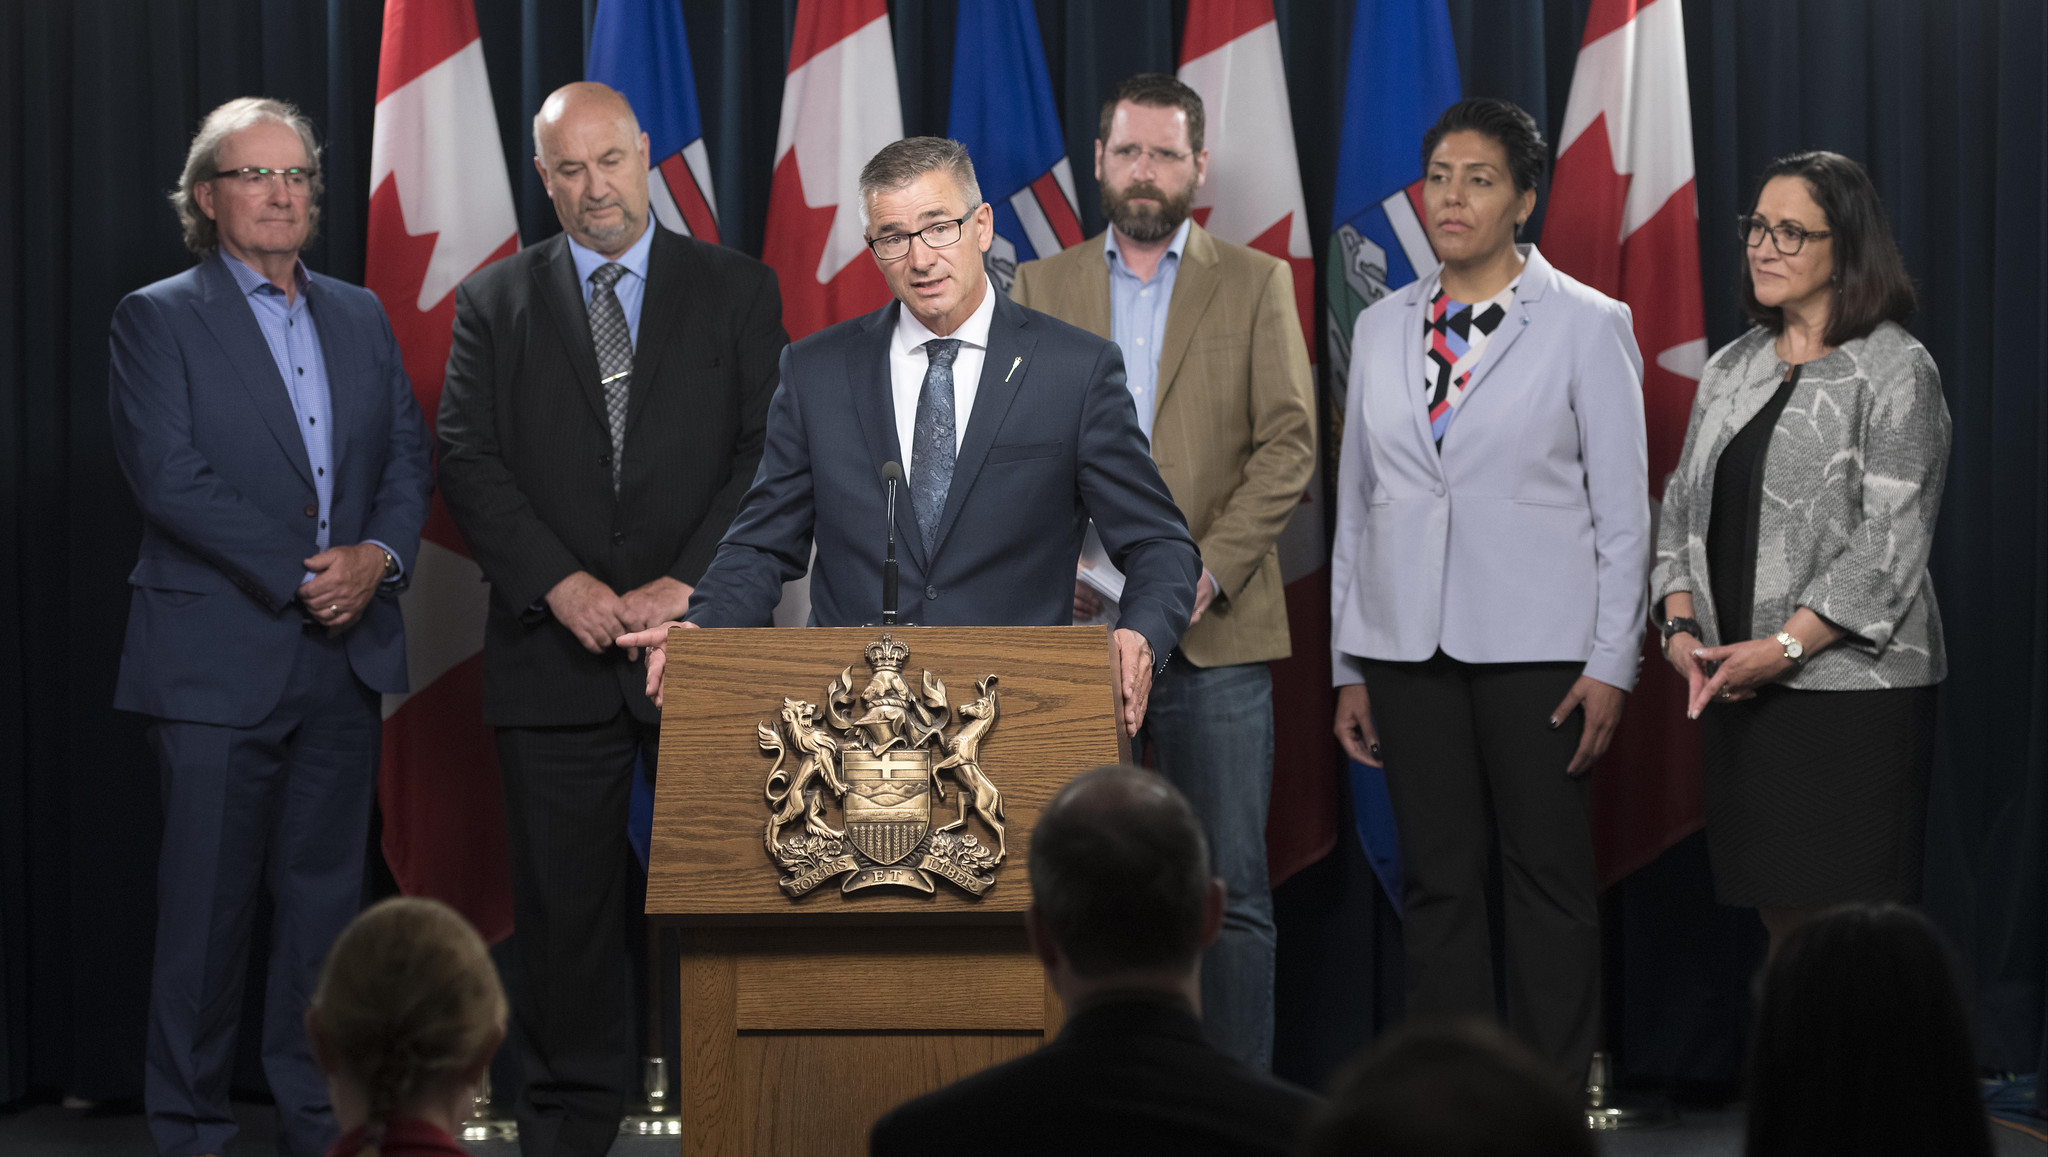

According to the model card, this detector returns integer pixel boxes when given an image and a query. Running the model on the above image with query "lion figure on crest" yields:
[758,698,846,855]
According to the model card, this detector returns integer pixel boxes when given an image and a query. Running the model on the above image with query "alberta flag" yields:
[946,0,1082,294]
[587,0,720,242]
[1327,0,1461,910]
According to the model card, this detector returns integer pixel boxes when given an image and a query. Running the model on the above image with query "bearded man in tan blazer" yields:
[1011,73,1314,1071]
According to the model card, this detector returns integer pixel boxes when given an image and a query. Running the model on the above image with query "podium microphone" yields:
[880,461,903,625]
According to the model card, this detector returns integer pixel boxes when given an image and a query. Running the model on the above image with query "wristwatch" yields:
[380,548,399,581]
[1774,630,1806,665]
[1659,616,1703,643]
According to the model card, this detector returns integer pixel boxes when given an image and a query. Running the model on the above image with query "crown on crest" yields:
[864,635,911,673]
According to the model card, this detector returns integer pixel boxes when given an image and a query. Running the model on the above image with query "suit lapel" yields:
[1454,294,1531,410]
[623,228,687,437]
[530,236,610,430]
[1704,341,1795,473]
[304,278,357,474]
[1451,246,1541,408]
[192,256,314,488]
[1153,225,1219,417]
[846,303,928,570]
[930,293,1035,557]
[1402,270,1445,477]
[1068,234,1114,340]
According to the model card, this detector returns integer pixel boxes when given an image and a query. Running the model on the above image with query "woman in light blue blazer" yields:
[1329,98,1650,1082]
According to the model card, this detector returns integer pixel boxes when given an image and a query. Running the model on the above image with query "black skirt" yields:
[1700,682,1938,908]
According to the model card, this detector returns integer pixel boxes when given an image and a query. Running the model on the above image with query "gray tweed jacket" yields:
[1652,321,1948,690]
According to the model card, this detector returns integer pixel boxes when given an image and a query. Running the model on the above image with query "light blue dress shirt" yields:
[1100,218,1212,600]
[223,252,399,585]
[566,222,656,348]
[1102,217,1191,443]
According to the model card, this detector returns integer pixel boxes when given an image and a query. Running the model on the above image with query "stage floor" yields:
[0,1100,2041,1156]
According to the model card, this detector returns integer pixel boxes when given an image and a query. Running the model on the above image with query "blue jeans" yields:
[1141,656,1276,1070]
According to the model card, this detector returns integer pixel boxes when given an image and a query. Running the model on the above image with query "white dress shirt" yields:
[889,276,996,475]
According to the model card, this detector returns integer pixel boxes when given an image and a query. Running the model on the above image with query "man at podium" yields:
[625,137,1199,736]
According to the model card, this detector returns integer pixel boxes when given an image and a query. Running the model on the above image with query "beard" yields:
[576,198,641,248]
[1101,177,1196,243]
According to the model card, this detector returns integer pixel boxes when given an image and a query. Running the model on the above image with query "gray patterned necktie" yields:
[588,262,632,491]
[910,339,962,555]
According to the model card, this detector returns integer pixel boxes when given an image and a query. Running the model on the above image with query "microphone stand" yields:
[881,462,901,626]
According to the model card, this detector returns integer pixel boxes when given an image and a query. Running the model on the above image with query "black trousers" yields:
[1362,651,1598,1082]
[497,712,658,1157]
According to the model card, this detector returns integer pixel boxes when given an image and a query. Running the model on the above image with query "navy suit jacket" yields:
[688,291,1199,660]
[109,253,433,727]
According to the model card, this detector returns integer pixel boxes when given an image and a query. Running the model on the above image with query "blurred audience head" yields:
[1745,903,1991,1157]
[1296,1017,1594,1157]
[306,897,507,1149]
[1026,764,1223,994]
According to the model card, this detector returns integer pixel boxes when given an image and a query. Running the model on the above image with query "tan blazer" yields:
[1013,224,1315,667]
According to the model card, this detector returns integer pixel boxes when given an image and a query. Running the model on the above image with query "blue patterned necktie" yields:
[910,338,962,555]
[587,262,632,491]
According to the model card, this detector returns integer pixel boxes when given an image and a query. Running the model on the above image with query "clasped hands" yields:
[1664,633,1796,719]
[545,571,694,655]
[615,617,1159,738]
[296,543,387,635]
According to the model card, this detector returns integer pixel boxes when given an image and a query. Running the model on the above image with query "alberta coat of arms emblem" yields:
[756,635,1007,897]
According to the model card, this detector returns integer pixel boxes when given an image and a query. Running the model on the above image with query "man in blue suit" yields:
[108,98,432,1157]
[626,138,1198,734]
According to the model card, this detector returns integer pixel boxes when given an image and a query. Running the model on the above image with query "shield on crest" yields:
[840,747,932,864]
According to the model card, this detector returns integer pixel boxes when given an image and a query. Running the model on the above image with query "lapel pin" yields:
[1004,356,1021,382]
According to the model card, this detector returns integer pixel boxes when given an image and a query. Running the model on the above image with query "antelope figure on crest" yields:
[932,675,1006,861]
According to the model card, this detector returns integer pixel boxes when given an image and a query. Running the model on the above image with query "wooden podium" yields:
[647,625,1129,1154]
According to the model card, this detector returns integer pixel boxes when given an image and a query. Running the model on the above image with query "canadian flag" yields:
[1543,0,1708,885]
[1178,0,1315,355]
[364,0,520,941]
[1178,0,1334,885]
[760,0,904,341]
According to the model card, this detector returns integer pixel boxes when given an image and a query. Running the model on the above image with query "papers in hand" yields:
[1075,522,1124,626]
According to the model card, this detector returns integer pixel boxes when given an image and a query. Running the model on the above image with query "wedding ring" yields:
[330,604,339,614]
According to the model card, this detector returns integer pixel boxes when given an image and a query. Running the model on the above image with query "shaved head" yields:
[531,82,651,258]
[533,81,641,158]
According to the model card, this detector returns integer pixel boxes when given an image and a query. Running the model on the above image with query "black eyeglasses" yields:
[1739,214,1831,256]
[866,207,978,261]
[214,166,317,192]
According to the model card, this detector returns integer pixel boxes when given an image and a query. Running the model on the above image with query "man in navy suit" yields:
[627,137,1198,734]
[108,97,431,1157]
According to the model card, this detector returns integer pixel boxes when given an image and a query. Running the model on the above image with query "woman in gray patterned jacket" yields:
[1651,151,1948,958]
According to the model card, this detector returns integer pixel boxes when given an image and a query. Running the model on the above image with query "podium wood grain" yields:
[648,625,1128,918]
[652,626,1118,1154]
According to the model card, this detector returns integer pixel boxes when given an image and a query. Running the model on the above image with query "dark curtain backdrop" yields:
[3,0,2042,1106]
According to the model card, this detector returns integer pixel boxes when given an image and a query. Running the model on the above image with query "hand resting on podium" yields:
[616,622,1156,738]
